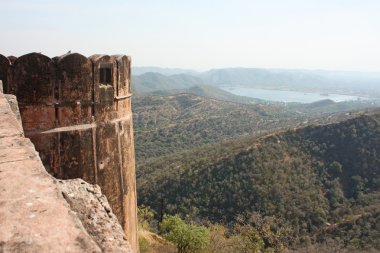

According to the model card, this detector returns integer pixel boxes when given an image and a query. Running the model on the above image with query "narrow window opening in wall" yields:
[99,63,112,84]
[54,106,59,127]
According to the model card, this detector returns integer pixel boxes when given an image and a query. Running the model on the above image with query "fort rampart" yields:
[0,52,137,252]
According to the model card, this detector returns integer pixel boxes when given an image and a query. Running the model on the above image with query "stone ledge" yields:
[0,90,102,253]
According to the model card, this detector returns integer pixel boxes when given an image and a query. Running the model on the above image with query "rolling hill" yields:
[148,85,261,104]
[132,93,303,161]
[132,93,374,162]
[137,109,380,251]
[132,72,205,94]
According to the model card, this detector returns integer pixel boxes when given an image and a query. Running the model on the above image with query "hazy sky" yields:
[0,0,379,71]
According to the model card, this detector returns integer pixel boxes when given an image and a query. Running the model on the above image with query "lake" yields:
[221,87,364,103]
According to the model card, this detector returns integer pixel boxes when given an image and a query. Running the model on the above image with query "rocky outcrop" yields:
[0,87,132,252]
[58,179,132,253]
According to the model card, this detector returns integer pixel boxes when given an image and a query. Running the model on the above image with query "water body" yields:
[221,87,364,103]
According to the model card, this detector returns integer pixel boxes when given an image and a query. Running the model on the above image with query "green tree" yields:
[234,224,265,253]
[328,161,343,178]
[138,205,156,230]
[160,215,210,253]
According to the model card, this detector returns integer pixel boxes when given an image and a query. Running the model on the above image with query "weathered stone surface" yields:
[0,91,23,138]
[11,53,55,106]
[111,55,131,97]
[89,54,116,122]
[58,179,132,253]
[55,53,93,126]
[7,56,17,65]
[3,52,138,252]
[0,90,102,253]
[4,94,22,125]
[0,54,10,93]
[11,53,56,130]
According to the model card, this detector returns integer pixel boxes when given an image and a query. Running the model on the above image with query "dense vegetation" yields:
[137,110,380,251]
[132,94,303,161]
[132,93,366,162]
[149,85,262,104]
[132,72,206,95]
[160,215,210,253]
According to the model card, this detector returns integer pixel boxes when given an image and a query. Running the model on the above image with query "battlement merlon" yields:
[0,52,132,127]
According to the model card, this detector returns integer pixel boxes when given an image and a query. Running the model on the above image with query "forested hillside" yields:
[137,110,380,251]
[132,94,303,161]
[132,72,205,95]
[132,93,369,162]
[148,85,261,104]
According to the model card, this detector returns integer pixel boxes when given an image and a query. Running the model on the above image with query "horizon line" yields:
[133,66,380,75]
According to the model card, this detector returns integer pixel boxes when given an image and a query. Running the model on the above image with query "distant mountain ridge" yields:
[132,67,380,97]
[200,68,380,95]
[132,72,205,94]
[132,66,198,76]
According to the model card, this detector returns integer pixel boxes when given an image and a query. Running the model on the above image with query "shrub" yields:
[160,215,210,253]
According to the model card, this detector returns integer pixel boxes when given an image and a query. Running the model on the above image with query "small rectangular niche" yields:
[99,63,112,84]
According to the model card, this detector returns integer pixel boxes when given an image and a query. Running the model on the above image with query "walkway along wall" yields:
[0,52,138,253]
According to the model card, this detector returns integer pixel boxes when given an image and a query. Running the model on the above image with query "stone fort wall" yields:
[0,52,138,252]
